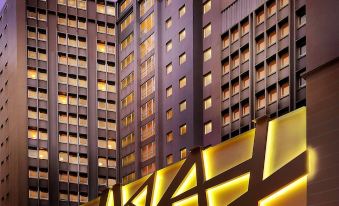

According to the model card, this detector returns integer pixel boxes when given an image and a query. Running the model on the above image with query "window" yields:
[241,20,249,36]
[267,1,277,16]
[166,108,173,120]
[241,75,249,89]
[179,124,187,135]
[223,113,230,125]
[167,154,173,165]
[180,148,187,159]
[268,59,277,75]
[140,0,154,17]
[241,47,249,63]
[256,65,265,81]
[223,60,230,74]
[179,29,186,41]
[297,12,306,28]
[166,86,172,97]
[203,0,211,14]
[121,52,134,70]
[123,172,136,184]
[140,13,154,35]
[28,48,37,59]
[280,82,289,97]
[231,27,239,43]
[204,121,212,135]
[58,94,67,104]
[222,35,229,49]
[179,5,186,18]
[256,37,265,53]
[97,41,106,53]
[203,23,211,38]
[122,113,134,127]
[179,100,187,112]
[121,92,134,108]
[268,88,277,103]
[268,30,277,46]
[141,163,156,177]
[179,53,187,65]
[122,153,135,166]
[140,34,154,58]
[166,63,173,74]
[27,68,37,79]
[242,103,249,116]
[97,3,105,14]
[257,95,265,109]
[280,52,289,68]
[179,76,187,88]
[279,22,289,39]
[141,120,155,141]
[38,11,47,21]
[38,29,47,41]
[204,97,212,110]
[232,108,240,121]
[121,72,134,89]
[204,72,212,86]
[279,0,288,8]
[222,87,230,100]
[141,55,154,79]
[121,33,134,51]
[166,132,174,143]
[141,77,155,100]
[165,18,172,29]
[28,128,38,139]
[204,48,212,62]
[298,44,306,58]
[98,157,107,167]
[121,13,134,32]
[141,142,156,161]
[231,54,239,69]
[141,99,154,121]
[122,133,135,148]
[166,40,172,52]
[120,0,132,13]
[97,80,107,91]
[232,81,239,95]
[77,0,87,10]
[256,9,264,25]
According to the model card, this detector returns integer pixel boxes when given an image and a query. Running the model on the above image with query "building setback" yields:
[0,0,118,205]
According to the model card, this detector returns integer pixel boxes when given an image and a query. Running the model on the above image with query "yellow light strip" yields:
[106,190,114,206]
[172,194,198,206]
[131,187,147,206]
[172,164,197,198]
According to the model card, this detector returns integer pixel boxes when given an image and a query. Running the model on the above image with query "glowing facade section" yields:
[259,176,307,206]
[308,147,318,180]
[131,187,147,206]
[122,175,150,205]
[106,190,114,206]
[172,164,197,198]
[172,195,198,206]
[263,108,307,179]
[151,161,185,206]
[207,173,250,206]
[203,130,255,180]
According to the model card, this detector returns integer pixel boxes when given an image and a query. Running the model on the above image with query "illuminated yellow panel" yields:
[308,147,318,180]
[203,129,255,180]
[207,173,250,206]
[122,175,150,205]
[151,160,185,206]
[259,175,307,206]
[172,164,197,198]
[172,195,199,206]
[263,107,306,179]
[131,187,147,206]
[106,190,114,206]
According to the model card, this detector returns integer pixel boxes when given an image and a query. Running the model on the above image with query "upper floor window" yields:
[140,0,155,17]
[203,23,212,38]
[279,22,289,39]
[203,0,211,14]
[256,9,265,25]
[267,1,276,16]
[140,12,154,35]
[179,5,186,18]
[120,0,132,14]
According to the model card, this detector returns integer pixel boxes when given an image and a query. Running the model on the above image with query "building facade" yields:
[0,0,117,205]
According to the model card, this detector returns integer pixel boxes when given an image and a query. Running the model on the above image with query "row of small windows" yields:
[164,4,186,31]
[122,141,155,167]
[57,0,87,10]
[57,0,115,16]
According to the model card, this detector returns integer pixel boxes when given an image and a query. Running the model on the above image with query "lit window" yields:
[241,75,249,89]
[280,52,289,68]
[231,54,239,68]
[28,128,38,139]
[140,0,154,17]
[256,65,265,81]
[28,48,37,59]
[166,154,173,165]
[222,87,230,100]
[38,11,47,21]
[121,52,134,70]
[121,13,134,32]
[223,60,230,74]
[298,44,306,58]
[280,82,289,97]
[166,86,172,97]
[297,12,306,28]
[268,59,277,75]
[166,40,172,52]
[203,0,211,14]
[256,37,265,53]
[140,34,154,58]
[97,41,106,53]
[279,0,288,8]
[256,9,265,25]
[166,63,173,74]
[268,88,277,103]
[241,20,249,36]
[58,94,67,104]
[223,113,230,125]
[140,77,155,100]
[179,53,187,65]
[222,35,229,49]
[204,48,212,62]
[121,33,134,51]
[97,3,105,14]
[204,97,212,110]
[97,80,107,91]
[231,81,240,95]
[179,76,187,88]
[179,29,186,41]
[279,22,289,39]
[39,149,48,160]
[120,0,131,13]
[179,5,186,18]
[140,12,154,35]
[203,23,211,38]
[166,131,174,143]
[231,27,239,43]
[122,153,135,167]
[241,47,249,63]
[180,148,187,159]
[165,17,172,29]
[179,124,187,135]
[78,0,87,10]
[204,121,212,135]
[166,108,173,120]
[122,133,135,148]
[141,163,156,177]
[179,100,187,112]
[268,30,277,46]
[242,103,249,116]
[27,68,37,79]
[232,108,240,121]
[141,120,155,141]
[204,72,212,86]
[257,95,265,109]
[267,1,276,16]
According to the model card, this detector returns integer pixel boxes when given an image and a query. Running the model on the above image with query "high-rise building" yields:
[0,0,117,205]
[0,0,308,204]
[116,0,306,184]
